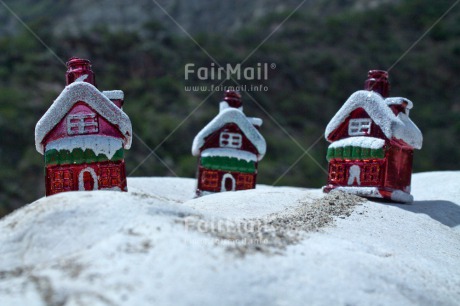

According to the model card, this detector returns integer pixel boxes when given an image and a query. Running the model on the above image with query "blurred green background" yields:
[1,0,459,217]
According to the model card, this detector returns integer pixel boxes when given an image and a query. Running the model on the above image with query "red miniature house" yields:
[192,91,266,196]
[35,58,132,196]
[323,70,423,203]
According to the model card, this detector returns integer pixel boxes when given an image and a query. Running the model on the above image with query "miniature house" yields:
[35,57,132,196]
[323,70,423,203]
[192,90,266,196]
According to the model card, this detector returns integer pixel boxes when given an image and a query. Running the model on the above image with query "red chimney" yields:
[364,70,389,98]
[66,57,96,86]
[224,90,242,108]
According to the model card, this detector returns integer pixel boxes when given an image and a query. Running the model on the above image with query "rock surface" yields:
[0,171,459,305]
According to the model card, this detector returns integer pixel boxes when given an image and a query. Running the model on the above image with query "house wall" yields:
[384,145,413,192]
[327,108,387,142]
[327,159,385,188]
[197,166,257,193]
[45,160,127,196]
[43,102,124,145]
[200,123,258,155]
[326,143,413,194]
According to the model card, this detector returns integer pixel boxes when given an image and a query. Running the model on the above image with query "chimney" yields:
[66,57,96,86]
[220,90,242,111]
[364,70,389,98]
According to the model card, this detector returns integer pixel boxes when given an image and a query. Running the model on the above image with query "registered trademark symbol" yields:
[270,63,276,69]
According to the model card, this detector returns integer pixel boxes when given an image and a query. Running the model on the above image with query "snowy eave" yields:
[46,135,123,159]
[201,148,258,162]
[385,97,413,109]
[192,108,266,158]
[35,82,132,154]
[102,90,124,100]
[249,117,263,127]
[325,90,422,149]
[328,137,385,149]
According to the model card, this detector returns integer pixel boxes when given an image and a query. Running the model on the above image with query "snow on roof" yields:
[201,148,258,162]
[35,81,132,154]
[192,108,266,158]
[249,117,263,127]
[102,90,124,100]
[385,97,413,109]
[393,112,423,149]
[328,137,385,149]
[46,135,123,159]
[325,90,422,149]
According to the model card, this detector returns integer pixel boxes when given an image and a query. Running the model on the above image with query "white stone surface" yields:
[0,172,458,306]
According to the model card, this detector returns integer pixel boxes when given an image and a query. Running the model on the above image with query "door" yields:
[347,165,361,186]
[221,173,236,192]
[78,167,99,191]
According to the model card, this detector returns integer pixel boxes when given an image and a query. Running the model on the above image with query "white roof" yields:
[328,137,385,149]
[192,108,266,159]
[325,90,422,149]
[35,81,132,154]
[201,148,258,162]
[385,97,413,110]
[102,90,124,100]
[249,117,263,127]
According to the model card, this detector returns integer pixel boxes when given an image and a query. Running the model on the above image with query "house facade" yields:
[324,70,423,203]
[35,58,132,196]
[192,91,266,196]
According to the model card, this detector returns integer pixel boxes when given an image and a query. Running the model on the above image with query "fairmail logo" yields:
[184,62,276,81]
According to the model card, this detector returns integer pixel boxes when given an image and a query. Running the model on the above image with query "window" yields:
[67,113,98,135]
[237,173,254,189]
[348,118,372,136]
[219,132,242,148]
[362,163,381,184]
[201,170,219,188]
[329,162,345,184]
[99,166,122,188]
[50,169,74,194]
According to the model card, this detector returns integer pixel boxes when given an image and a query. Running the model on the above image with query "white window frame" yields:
[221,173,236,192]
[67,113,99,135]
[348,118,372,136]
[219,132,242,148]
[78,167,99,191]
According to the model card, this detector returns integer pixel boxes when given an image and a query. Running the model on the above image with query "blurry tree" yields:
[0,0,459,217]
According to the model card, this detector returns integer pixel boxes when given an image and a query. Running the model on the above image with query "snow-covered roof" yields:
[102,90,124,100]
[192,108,266,158]
[46,135,123,160]
[249,117,263,127]
[385,97,413,110]
[325,90,422,149]
[35,82,132,154]
[328,137,385,149]
[201,148,258,162]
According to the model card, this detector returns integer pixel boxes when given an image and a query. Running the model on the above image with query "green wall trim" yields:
[201,156,256,173]
[327,146,384,161]
[45,148,124,165]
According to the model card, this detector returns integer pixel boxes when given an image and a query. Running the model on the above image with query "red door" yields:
[83,171,95,191]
